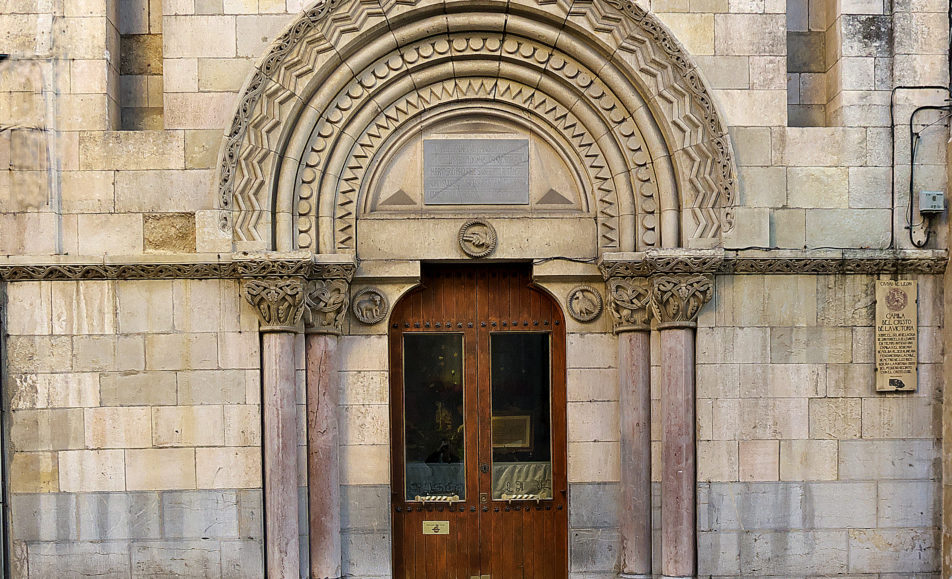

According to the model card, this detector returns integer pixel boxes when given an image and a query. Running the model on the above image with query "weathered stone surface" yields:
[131,540,222,576]
[77,492,162,541]
[848,528,938,573]
[162,490,239,539]
[144,213,197,253]
[58,450,125,492]
[877,481,939,528]
[704,481,880,532]
[740,530,849,574]
[27,541,132,578]
[11,409,84,451]
[738,439,779,481]
[569,528,620,573]
[839,439,939,480]
[341,532,392,578]
[221,539,265,578]
[125,448,197,490]
[12,493,78,541]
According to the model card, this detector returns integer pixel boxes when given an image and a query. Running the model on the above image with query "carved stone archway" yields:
[216,0,737,254]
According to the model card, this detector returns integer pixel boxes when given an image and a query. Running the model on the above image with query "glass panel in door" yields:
[402,333,466,501]
[489,332,553,500]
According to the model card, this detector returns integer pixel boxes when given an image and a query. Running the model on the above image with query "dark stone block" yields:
[569,483,620,529]
[77,492,161,541]
[341,485,391,531]
[569,528,620,573]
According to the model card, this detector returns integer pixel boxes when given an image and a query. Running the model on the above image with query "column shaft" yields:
[306,334,342,579]
[619,331,652,578]
[660,327,696,578]
[263,332,301,578]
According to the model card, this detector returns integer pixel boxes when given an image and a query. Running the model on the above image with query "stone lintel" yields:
[599,248,948,277]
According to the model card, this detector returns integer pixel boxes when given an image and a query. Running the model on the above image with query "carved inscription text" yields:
[423,139,529,205]
[875,280,918,392]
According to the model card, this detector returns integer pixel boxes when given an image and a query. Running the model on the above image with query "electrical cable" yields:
[906,104,952,248]
[888,86,951,249]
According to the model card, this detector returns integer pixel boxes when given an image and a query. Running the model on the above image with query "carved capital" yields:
[649,274,713,329]
[242,277,307,333]
[304,279,350,335]
[606,277,651,333]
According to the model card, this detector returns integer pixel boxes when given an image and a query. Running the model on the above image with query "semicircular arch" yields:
[217,0,736,254]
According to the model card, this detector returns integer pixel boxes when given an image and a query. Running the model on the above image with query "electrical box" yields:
[919,190,945,214]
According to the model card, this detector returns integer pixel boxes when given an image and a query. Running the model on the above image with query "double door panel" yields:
[390,265,567,578]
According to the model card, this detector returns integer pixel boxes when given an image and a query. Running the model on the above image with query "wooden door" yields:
[390,264,568,579]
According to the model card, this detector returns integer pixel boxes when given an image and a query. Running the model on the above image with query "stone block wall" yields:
[0,0,948,257]
[695,272,944,575]
[3,279,268,576]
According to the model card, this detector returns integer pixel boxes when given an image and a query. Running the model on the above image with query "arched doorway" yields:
[388,264,568,578]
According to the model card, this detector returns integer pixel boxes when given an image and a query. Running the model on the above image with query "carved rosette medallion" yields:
[649,275,714,329]
[567,286,604,323]
[352,287,390,325]
[242,277,307,332]
[304,279,350,335]
[606,277,652,333]
[458,219,497,258]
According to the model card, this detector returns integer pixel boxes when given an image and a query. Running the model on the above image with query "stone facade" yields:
[0,0,949,578]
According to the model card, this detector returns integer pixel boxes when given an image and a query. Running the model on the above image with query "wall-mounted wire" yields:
[889,86,952,249]
[906,104,952,248]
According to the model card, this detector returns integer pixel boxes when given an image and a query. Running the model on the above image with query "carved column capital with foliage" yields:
[649,274,714,329]
[242,277,307,333]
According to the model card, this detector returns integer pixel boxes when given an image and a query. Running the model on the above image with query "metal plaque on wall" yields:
[423,139,529,205]
[875,280,918,392]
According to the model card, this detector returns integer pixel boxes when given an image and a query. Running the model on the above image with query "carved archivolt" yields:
[216,0,738,253]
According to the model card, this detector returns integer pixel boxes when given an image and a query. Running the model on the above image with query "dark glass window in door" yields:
[402,333,465,500]
[490,332,552,500]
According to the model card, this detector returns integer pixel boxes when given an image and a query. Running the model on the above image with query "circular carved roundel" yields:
[352,287,390,325]
[567,286,604,323]
[458,219,498,258]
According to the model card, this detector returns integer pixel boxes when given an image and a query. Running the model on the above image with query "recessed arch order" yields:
[216,0,737,254]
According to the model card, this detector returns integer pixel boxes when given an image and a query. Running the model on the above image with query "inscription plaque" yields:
[875,280,918,392]
[424,139,529,205]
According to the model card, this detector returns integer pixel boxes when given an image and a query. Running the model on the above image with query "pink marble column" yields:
[660,327,695,576]
[606,276,653,578]
[303,279,349,579]
[619,331,652,578]
[243,277,307,579]
[306,334,342,579]
[650,275,713,579]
